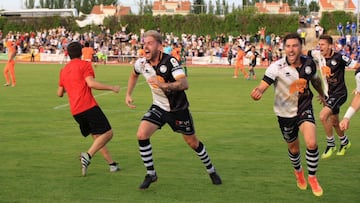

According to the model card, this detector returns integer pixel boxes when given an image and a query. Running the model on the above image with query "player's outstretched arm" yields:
[125,71,139,109]
[85,76,120,93]
[340,93,360,130]
[251,80,269,101]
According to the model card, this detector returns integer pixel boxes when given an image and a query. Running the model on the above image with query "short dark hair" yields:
[283,33,302,45]
[67,41,82,59]
[319,34,333,44]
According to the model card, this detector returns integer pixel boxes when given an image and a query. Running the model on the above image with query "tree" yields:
[215,0,221,15]
[193,0,206,14]
[138,0,144,15]
[98,0,118,4]
[143,0,152,15]
[208,0,214,14]
[222,0,228,15]
[308,1,319,12]
[25,0,35,9]
[56,0,65,8]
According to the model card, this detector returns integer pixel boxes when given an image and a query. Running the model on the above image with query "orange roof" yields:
[319,0,356,10]
[254,2,291,14]
[319,0,335,9]
[153,0,191,12]
[90,4,131,16]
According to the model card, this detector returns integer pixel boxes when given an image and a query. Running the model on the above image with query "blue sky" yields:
[0,0,241,14]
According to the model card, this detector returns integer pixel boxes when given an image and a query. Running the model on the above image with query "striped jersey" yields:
[308,50,357,97]
[134,53,188,112]
[263,56,317,118]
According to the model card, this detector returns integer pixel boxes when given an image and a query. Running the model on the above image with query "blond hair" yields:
[143,30,162,44]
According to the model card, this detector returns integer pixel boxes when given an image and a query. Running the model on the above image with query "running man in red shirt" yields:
[3,39,16,87]
[57,41,120,176]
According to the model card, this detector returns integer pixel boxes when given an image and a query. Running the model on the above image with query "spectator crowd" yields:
[1,23,360,65]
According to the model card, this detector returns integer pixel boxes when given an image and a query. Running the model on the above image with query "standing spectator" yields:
[3,39,16,87]
[57,41,120,176]
[300,30,306,45]
[259,27,266,41]
[227,43,233,66]
[179,43,188,76]
[82,41,95,62]
[337,22,344,37]
[163,41,172,54]
[251,33,325,197]
[233,46,247,79]
[351,22,357,37]
[345,22,351,35]
[315,25,320,38]
[125,30,222,189]
[170,43,180,62]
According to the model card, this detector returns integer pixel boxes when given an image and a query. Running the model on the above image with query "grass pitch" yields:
[0,63,359,202]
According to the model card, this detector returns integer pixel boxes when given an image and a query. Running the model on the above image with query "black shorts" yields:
[277,108,315,143]
[73,106,111,137]
[325,94,347,115]
[141,105,195,135]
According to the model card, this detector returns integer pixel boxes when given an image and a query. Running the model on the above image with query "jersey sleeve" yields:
[263,64,277,85]
[169,57,185,79]
[342,55,357,69]
[134,57,146,75]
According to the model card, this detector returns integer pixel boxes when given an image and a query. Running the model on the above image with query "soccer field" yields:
[0,63,359,202]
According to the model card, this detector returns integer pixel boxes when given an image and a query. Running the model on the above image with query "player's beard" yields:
[147,49,160,63]
[287,52,300,66]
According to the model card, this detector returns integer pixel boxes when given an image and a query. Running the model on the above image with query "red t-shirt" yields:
[58,58,97,115]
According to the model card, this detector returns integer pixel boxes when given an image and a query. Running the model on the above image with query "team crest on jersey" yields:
[331,59,337,66]
[305,66,312,75]
[170,58,180,68]
[342,55,350,63]
[160,65,167,73]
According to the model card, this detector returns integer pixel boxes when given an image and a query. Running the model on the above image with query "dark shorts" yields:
[142,105,195,135]
[325,94,347,115]
[277,108,315,143]
[73,106,111,137]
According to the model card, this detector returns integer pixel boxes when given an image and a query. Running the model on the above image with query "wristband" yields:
[344,106,356,119]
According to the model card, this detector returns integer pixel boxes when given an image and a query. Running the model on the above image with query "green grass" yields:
[0,63,359,202]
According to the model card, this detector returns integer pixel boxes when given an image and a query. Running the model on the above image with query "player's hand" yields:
[147,76,161,88]
[339,118,350,131]
[112,85,120,93]
[251,87,262,101]
[125,95,136,109]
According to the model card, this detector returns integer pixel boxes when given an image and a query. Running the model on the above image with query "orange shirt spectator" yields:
[82,42,94,62]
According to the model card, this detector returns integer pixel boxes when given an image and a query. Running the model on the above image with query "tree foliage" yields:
[193,0,206,14]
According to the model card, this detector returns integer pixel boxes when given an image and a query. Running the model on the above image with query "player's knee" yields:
[306,143,318,150]
[103,129,113,140]
[137,132,150,140]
